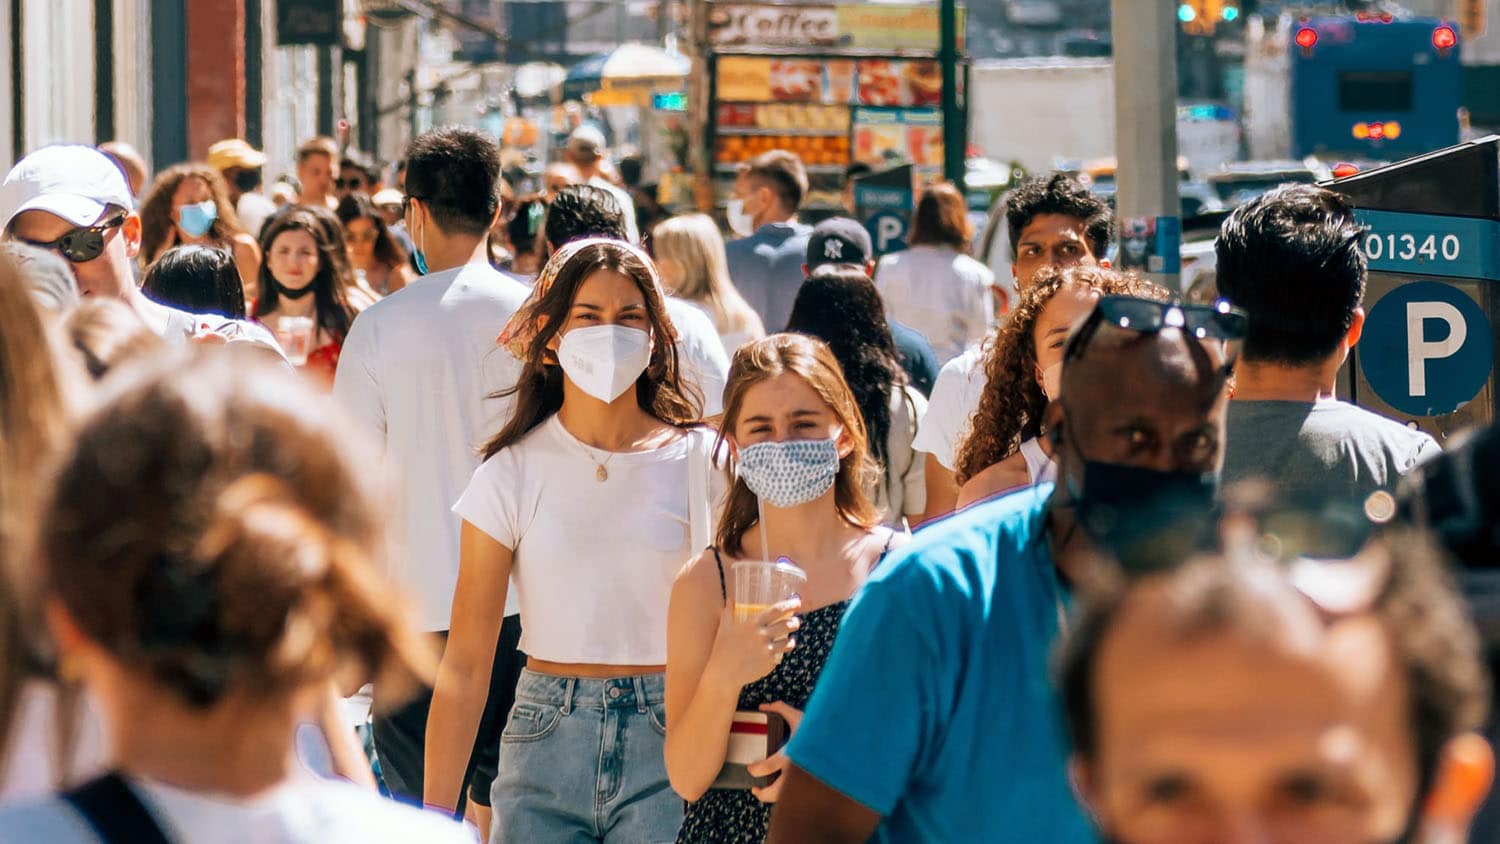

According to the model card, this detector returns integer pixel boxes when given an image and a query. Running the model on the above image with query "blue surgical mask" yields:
[409,203,430,275]
[178,200,218,238]
[737,436,840,509]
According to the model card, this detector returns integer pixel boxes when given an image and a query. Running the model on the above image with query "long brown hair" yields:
[0,251,73,768]
[255,207,358,341]
[954,266,1166,485]
[908,181,972,251]
[483,239,702,459]
[40,347,434,710]
[138,162,247,266]
[714,334,880,558]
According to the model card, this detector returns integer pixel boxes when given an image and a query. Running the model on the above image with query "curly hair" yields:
[954,266,1166,485]
[1005,172,1112,261]
[138,163,248,267]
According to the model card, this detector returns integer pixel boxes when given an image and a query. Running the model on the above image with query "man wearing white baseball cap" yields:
[1,144,279,348]
[564,125,638,242]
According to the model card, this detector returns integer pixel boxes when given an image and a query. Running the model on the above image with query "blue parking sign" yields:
[1359,281,1494,417]
[865,210,909,255]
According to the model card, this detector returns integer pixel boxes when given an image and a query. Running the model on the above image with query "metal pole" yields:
[939,0,963,190]
[1111,0,1181,288]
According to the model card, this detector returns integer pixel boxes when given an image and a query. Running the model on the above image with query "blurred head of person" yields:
[97,141,148,199]
[337,151,377,199]
[1005,172,1112,286]
[138,163,247,265]
[205,139,268,204]
[142,244,247,319]
[1061,528,1493,844]
[565,126,609,180]
[618,154,645,190]
[487,239,700,459]
[715,333,879,556]
[1215,184,1366,376]
[909,181,973,253]
[543,163,580,200]
[541,184,627,258]
[3,242,79,313]
[651,213,762,340]
[1,146,142,302]
[370,188,404,229]
[785,265,903,481]
[732,150,808,234]
[402,128,503,275]
[955,266,1166,486]
[255,208,356,341]
[843,161,873,214]
[39,348,433,787]
[295,137,340,204]
[505,195,547,277]
[336,193,406,274]
[63,297,164,380]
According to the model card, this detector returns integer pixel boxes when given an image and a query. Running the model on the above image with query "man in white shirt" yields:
[564,125,639,243]
[332,127,529,814]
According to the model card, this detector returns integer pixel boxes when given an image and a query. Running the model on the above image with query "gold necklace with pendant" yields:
[576,440,618,482]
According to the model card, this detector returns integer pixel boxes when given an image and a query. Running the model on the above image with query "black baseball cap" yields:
[806,217,872,270]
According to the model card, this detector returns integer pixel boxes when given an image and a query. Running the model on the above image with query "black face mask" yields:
[233,168,261,193]
[268,276,316,301]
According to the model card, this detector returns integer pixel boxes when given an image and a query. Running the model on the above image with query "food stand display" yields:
[700,2,967,214]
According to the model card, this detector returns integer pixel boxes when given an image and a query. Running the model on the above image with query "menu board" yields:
[717,57,944,108]
[856,60,943,108]
[853,108,943,172]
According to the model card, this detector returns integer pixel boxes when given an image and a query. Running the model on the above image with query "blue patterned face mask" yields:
[737,436,841,509]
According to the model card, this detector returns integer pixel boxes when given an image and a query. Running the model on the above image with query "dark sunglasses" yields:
[337,177,367,190]
[16,213,126,263]
[1065,295,1249,374]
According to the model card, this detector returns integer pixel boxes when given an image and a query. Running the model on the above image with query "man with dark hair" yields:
[802,216,939,396]
[725,149,813,332]
[769,295,1230,843]
[338,150,378,199]
[333,127,530,816]
[1217,184,1438,503]
[1059,531,1493,843]
[538,184,730,415]
[913,171,1113,520]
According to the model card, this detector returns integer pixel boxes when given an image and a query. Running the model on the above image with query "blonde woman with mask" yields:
[652,214,765,358]
[665,333,902,843]
[425,238,722,842]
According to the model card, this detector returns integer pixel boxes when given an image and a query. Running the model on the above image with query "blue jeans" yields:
[491,670,682,843]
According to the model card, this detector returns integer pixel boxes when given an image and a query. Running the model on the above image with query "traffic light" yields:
[1460,0,1486,39]
[1179,0,1238,36]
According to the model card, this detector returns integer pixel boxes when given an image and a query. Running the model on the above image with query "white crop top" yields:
[1018,437,1058,486]
[453,416,723,665]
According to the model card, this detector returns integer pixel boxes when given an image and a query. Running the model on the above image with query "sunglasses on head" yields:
[1065,295,1249,374]
[16,213,127,263]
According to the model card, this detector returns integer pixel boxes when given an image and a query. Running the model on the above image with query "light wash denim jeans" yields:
[491,670,682,843]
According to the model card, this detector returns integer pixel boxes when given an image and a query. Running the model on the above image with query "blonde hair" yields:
[652,214,765,342]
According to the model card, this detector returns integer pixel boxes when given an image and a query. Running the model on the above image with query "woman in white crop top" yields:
[426,239,719,843]
[664,334,905,843]
[954,267,1168,509]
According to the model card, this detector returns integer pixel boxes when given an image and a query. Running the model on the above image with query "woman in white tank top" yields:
[425,239,719,843]
[954,267,1166,509]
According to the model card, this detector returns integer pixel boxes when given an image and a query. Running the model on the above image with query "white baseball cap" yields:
[0,145,135,232]
[567,125,608,159]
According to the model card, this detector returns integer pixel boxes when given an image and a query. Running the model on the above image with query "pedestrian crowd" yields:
[0,122,1493,844]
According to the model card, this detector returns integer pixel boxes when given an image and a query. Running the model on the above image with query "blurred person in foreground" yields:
[138,163,261,302]
[206,138,276,239]
[0,145,275,348]
[800,217,938,397]
[874,181,996,364]
[766,294,1241,843]
[541,185,730,416]
[1217,185,1439,503]
[1060,527,1493,844]
[913,172,1111,521]
[0,347,472,842]
[332,127,531,816]
[725,150,813,333]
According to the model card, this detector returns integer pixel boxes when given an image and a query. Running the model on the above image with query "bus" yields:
[1289,15,1461,160]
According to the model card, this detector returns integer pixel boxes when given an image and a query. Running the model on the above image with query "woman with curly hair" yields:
[953,266,1166,508]
[137,163,262,302]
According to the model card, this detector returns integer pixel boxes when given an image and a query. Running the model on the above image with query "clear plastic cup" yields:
[274,315,316,366]
[731,559,807,623]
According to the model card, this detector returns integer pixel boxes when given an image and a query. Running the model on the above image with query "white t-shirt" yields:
[911,344,989,471]
[332,263,530,631]
[236,191,277,238]
[665,296,731,416]
[875,245,995,364]
[875,384,928,527]
[588,176,640,244]
[0,683,106,805]
[453,418,723,665]
[0,775,475,843]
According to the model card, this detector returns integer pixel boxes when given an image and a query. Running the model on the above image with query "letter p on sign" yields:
[1406,301,1467,397]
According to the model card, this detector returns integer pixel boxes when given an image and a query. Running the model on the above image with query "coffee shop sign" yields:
[709,4,840,48]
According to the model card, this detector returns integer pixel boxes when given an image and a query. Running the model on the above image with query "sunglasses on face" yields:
[1066,295,1249,374]
[15,214,126,263]
[337,178,366,190]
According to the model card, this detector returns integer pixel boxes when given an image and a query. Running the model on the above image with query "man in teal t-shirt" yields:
[767,295,1234,843]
